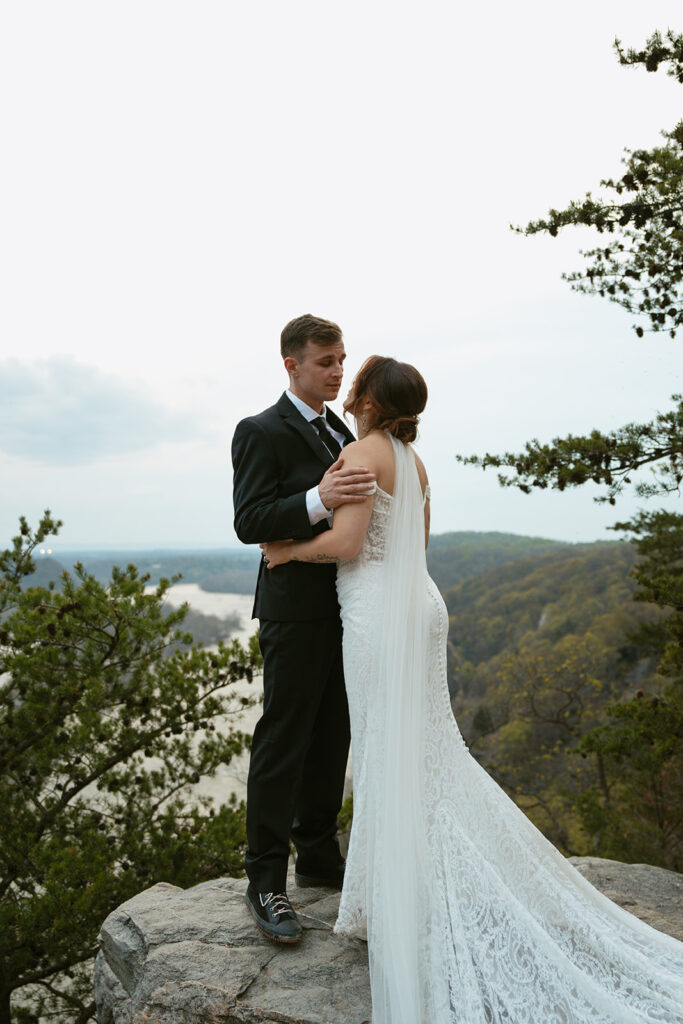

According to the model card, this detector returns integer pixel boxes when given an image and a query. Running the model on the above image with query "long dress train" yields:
[334,433,683,1024]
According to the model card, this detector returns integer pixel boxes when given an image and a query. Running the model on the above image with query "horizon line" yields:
[31,529,624,554]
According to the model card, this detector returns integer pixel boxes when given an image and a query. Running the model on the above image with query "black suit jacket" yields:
[232,393,355,621]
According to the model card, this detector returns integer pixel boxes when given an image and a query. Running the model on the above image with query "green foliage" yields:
[571,508,683,868]
[615,28,683,83]
[519,32,683,340]
[27,554,244,647]
[445,541,670,858]
[337,794,354,837]
[518,137,683,339]
[573,688,682,868]
[446,542,638,673]
[448,512,683,868]
[457,396,683,506]
[0,513,262,1024]
[484,637,622,855]
[458,32,683,504]
[613,509,683,678]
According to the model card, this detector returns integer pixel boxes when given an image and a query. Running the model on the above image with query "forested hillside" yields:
[426,531,566,592]
[445,541,640,682]
[442,542,678,869]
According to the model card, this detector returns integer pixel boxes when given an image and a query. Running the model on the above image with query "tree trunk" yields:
[597,751,610,804]
[75,999,97,1024]
[0,989,12,1024]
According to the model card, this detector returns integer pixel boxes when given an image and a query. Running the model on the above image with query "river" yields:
[158,584,260,805]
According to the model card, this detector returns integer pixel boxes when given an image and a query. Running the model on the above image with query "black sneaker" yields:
[294,862,345,890]
[245,885,303,944]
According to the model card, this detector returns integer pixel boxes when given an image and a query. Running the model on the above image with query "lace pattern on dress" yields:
[334,449,683,1024]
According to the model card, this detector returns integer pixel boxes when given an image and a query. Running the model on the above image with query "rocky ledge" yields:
[94,857,682,1024]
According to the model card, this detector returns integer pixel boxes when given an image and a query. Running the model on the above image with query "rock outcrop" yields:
[569,856,683,941]
[95,868,371,1024]
[94,857,682,1024]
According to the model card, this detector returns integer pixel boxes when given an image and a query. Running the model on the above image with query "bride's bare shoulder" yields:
[341,434,386,460]
[341,434,393,479]
[338,439,369,467]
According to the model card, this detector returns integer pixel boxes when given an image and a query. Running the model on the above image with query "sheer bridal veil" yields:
[364,435,434,1024]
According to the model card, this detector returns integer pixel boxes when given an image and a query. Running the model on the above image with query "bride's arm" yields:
[261,496,375,567]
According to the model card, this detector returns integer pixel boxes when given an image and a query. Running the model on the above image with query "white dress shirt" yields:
[285,389,348,526]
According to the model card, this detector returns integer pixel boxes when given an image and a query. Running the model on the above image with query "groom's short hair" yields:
[281,314,343,360]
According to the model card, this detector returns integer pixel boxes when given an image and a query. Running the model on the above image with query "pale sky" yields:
[1,1,681,550]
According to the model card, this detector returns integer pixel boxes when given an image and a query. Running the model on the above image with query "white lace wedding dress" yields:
[334,434,683,1024]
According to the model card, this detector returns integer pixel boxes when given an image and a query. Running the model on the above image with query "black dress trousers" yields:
[245,616,350,892]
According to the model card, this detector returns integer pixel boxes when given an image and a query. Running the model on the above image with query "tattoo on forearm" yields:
[290,553,337,563]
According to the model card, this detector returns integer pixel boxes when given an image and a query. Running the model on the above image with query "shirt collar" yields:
[285,389,326,423]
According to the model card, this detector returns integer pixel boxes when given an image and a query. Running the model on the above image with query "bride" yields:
[260,355,683,1024]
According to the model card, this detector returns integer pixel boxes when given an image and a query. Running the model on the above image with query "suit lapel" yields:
[276,393,335,466]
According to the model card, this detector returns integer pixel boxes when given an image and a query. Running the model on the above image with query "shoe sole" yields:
[294,872,344,890]
[244,895,303,944]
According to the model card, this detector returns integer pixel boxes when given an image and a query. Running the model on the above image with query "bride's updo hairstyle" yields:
[345,355,428,443]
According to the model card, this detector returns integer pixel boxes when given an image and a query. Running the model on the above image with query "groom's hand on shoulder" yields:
[319,457,376,510]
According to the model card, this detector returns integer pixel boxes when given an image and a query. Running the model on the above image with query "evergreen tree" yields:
[0,513,261,1024]
[521,30,683,343]
[458,32,683,505]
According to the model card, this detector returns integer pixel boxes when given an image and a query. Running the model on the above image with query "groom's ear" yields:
[284,355,298,377]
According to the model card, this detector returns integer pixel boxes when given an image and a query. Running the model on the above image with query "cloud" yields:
[0,358,200,464]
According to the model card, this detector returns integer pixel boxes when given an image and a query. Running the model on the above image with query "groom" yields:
[232,313,375,943]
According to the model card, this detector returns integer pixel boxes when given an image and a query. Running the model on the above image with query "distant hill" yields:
[31,533,620,599]
[53,549,261,595]
[426,531,569,593]
[19,556,67,590]
[436,539,677,868]
[444,540,637,671]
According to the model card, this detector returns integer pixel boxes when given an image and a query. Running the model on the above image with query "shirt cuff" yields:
[306,486,333,526]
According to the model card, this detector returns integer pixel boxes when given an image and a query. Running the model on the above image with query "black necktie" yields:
[312,416,342,459]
